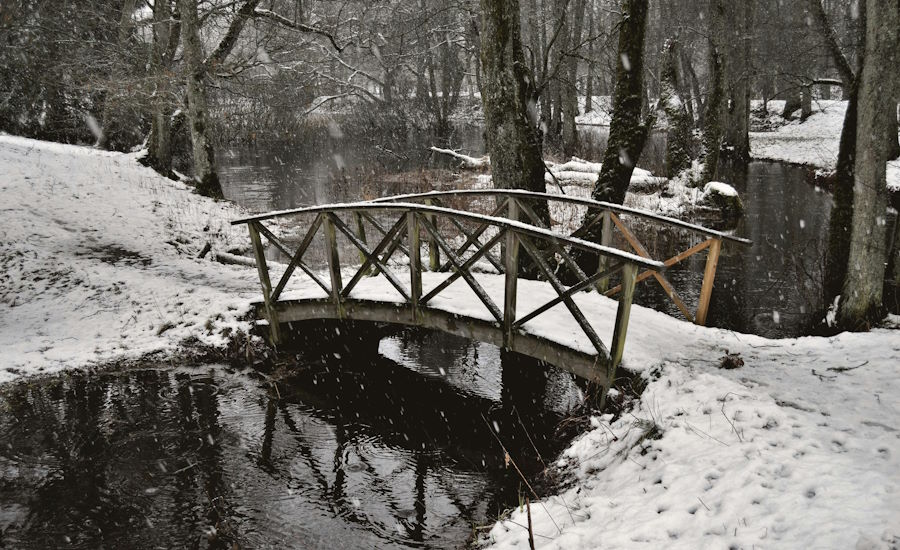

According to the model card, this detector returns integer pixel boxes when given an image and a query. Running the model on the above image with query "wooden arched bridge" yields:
[232,189,750,401]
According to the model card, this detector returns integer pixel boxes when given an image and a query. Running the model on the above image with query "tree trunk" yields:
[823,0,865,305]
[179,0,223,198]
[839,0,898,329]
[700,15,724,184]
[781,94,801,118]
[590,0,652,204]
[147,0,175,175]
[479,0,545,195]
[660,39,692,179]
[800,85,813,121]
[583,5,594,113]
[824,83,860,302]
[97,0,137,150]
[561,0,586,156]
[720,0,752,160]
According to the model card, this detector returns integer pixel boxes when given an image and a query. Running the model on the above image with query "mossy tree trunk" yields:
[590,0,653,205]
[146,0,178,175]
[720,0,752,160]
[838,0,899,329]
[700,37,724,183]
[479,0,545,196]
[179,0,224,198]
[660,38,692,179]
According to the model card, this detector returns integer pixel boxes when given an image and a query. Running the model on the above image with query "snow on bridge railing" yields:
[232,200,665,403]
[372,189,752,325]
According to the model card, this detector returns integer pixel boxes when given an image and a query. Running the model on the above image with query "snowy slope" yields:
[0,135,259,382]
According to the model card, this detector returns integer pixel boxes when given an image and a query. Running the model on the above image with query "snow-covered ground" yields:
[0,134,258,383]
[749,99,900,192]
[2,134,898,549]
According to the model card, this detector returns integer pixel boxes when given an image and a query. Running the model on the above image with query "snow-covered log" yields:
[429,146,490,169]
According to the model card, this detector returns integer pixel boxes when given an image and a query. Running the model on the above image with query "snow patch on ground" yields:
[888,159,899,192]
[0,135,259,383]
[484,324,900,549]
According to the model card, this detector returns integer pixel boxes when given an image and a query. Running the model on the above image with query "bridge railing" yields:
[232,201,664,386]
[372,189,752,325]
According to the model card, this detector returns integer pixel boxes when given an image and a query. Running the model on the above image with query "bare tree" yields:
[839,0,899,328]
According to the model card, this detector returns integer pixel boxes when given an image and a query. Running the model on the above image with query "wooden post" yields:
[322,214,343,317]
[606,262,637,407]
[424,198,440,271]
[596,210,613,292]
[248,222,280,345]
[503,201,520,347]
[354,211,372,275]
[695,238,721,326]
[407,211,422,319]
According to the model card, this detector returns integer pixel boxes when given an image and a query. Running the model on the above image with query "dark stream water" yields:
[0,330,584,549]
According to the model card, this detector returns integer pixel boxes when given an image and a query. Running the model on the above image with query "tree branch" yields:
[252,8,347,52]
[806,0,856,86]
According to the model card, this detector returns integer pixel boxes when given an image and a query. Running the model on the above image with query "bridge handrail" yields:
[231,200,665,272]
[369,189,753,245]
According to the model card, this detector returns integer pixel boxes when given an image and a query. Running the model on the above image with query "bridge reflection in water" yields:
[0,329,584,549]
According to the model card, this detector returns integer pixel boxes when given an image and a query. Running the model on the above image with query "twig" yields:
[827,360,868,373]
[513,406,578,526]
[481,414,562,534]
[526,498,536,550]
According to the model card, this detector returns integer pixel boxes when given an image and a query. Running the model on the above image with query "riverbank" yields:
[0,134,258,384]
[749,99,900,192]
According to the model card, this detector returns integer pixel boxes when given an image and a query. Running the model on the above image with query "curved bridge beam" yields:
[263,298,611,385]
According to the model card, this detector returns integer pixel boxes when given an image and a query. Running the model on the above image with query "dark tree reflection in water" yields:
[0,330,584,549]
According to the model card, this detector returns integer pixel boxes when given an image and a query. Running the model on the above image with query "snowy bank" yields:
[751,100,899,188]
[0,135,260,383]
[484,308,900,549]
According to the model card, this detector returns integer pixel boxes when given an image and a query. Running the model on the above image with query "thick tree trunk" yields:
[479,0,545,195]
[147,0,175,175]
[700,34,724,183]
[97,0,137,150]
[720,0,751,160]
[823,0,865,305]
[660,39,692,179]
[179,0,223,198]
[561,0,586,156]
[591,0,652,204]
[824,84,859,302]
[800,85,813,121]
[839,0,899,329]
